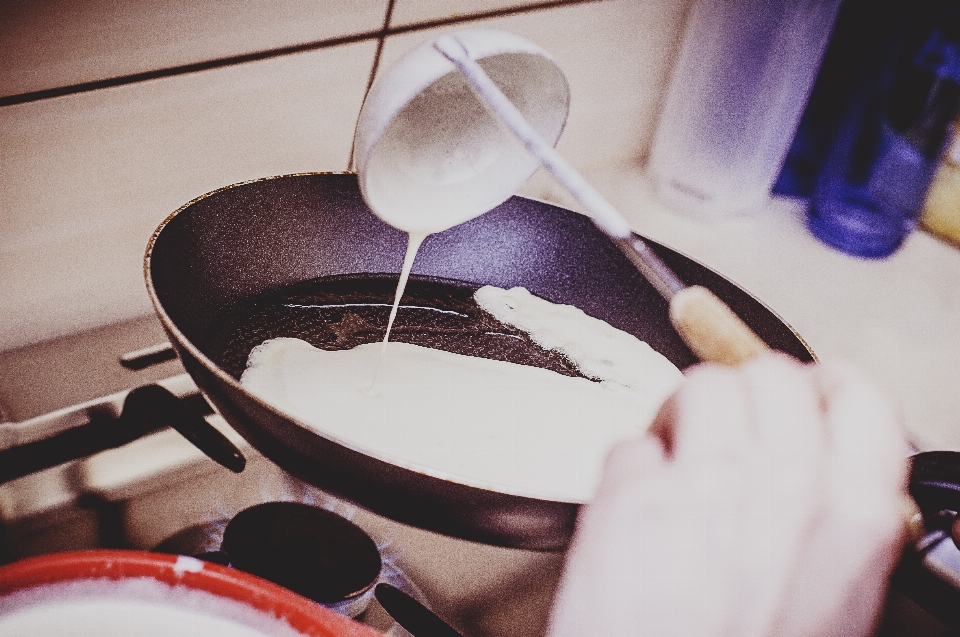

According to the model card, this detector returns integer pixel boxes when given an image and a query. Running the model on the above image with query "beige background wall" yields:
[0,0,691,352]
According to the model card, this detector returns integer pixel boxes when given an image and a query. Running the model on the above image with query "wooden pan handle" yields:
[668,285,769,366]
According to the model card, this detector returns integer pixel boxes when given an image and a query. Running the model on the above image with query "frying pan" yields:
[145,172,817,551]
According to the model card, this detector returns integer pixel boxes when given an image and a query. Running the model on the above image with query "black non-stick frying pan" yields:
[146,171,848,551]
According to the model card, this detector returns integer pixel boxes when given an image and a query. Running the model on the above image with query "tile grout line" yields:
[387,0,604,35]
[0,31,382,108]
[347,0,398,171]
[0,0,607,108]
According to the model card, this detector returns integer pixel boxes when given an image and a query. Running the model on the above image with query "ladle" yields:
[427,34,930,534]
[354,30,767,366]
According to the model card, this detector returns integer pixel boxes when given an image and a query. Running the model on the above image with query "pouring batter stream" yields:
[369,232,428,393]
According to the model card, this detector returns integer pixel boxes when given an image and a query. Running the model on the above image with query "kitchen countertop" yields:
[521,164,960,454]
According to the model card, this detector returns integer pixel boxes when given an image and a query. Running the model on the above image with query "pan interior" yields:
[204,273,587,382]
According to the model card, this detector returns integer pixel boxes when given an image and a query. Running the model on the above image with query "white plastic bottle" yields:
[648,0,841,219]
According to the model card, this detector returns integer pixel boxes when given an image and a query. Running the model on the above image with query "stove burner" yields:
[221,501,382,605]
[151,499,430,633]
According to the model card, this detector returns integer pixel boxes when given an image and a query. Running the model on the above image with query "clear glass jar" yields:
[648,0,842,220]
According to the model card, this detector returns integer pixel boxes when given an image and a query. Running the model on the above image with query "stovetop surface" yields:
[0,313,957,637]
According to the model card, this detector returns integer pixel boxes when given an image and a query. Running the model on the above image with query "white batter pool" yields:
[240,285,683,501]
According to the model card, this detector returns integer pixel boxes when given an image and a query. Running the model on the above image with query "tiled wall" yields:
[0,0,691,352]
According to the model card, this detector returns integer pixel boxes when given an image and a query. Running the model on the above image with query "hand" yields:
[547,355,908,637]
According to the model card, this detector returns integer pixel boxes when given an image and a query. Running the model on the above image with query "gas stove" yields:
[0,313,957,637]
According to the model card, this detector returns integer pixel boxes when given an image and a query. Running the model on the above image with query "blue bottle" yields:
[808,23,960,258]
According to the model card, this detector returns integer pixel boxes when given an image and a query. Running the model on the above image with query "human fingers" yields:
[646,390,679,455]
[815,360,908,508]
[648,363,755,463]
[818,360,907,613]
[710,356,829,637]
[773,361,908,637]
[552,371,746,637]
[600,434,668,487]
[738,354,827,454]
[731,355,829,556]
[549,436,674,637]
[732,354,829,523]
